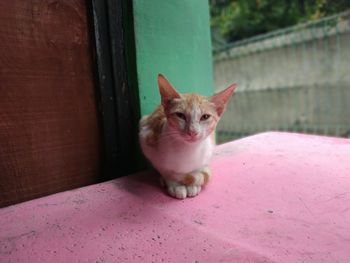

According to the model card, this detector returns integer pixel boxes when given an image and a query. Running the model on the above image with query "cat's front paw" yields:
[165,180,202,199]
[185,185,202,197]
[167,184,187,199]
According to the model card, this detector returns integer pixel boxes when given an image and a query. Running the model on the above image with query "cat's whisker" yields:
[160,131,183,138]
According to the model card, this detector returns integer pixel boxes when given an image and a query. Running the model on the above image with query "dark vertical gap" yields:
[121,0,146,170]
[106,0,143,175]
[105,0,130,176]
[87,0,141,179]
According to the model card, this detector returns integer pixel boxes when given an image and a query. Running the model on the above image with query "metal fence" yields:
[213,11,350,143]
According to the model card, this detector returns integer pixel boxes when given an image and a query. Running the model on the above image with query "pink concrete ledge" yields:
[1,132,350,262]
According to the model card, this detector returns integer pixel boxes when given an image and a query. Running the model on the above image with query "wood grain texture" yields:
[0,0,102,207]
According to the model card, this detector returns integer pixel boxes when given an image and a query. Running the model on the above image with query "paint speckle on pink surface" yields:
[1,132,350,262]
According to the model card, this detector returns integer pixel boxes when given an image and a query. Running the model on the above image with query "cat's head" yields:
[158,74,236,143]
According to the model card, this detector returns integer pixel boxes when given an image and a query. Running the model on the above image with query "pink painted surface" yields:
[1,132,350,262]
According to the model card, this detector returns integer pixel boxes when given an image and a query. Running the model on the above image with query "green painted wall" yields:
[133,0,214,115]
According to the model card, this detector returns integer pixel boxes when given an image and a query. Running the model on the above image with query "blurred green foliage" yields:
[210,0,350,43]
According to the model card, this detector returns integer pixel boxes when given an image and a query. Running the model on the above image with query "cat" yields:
[139,74,236,199]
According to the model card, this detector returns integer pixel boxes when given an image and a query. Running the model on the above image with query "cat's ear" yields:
[210,84,237,117]
[158,74,181,108]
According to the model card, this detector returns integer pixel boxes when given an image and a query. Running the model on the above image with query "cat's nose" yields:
[187,130,198,137]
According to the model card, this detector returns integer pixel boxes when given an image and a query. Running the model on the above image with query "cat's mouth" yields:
[184,135,201,143]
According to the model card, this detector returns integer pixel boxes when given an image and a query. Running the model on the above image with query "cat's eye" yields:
[200,114,211,121]
[175,112,186,120]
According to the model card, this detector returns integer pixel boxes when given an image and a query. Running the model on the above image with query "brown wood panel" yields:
[0,0,102,207]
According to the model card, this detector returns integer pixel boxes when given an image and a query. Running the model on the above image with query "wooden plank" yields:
[0,0,102,207]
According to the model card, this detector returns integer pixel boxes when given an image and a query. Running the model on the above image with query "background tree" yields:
[210,0,350,44]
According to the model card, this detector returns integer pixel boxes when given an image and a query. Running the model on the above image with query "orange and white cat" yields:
[139,74,236,199]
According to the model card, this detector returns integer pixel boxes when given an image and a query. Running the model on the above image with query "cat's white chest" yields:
[160,137,213,174]
[141,132,214,176]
